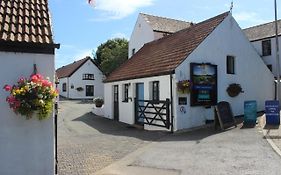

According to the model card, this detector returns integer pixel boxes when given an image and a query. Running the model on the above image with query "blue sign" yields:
[244,101,257,125]
[265,100,280,125]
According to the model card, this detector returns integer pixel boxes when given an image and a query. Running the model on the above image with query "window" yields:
[132,48,136,55]
[62,83,66,92]
[267,64,272,71]
[83,74,95,80]
[152,81,159,101]
[226,56,235,74]
[85,85,94,96]
[262,40,271,56]
[123,84,129,102]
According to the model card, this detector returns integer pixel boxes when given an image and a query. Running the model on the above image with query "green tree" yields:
[94,38,128,75]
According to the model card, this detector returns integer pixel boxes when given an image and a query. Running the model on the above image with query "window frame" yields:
[85,85,94,96]
[152,81,160,101]
[82,74,95,80]
[262,39,272,56]
[62,83,67,92]
[123,84,129,102]
[226,55,235,74]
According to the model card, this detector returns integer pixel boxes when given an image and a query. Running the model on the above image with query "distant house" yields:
[56,57,104,99]
[0,0,59,174]
[244,20,281,76]
[129,13,192,58]
[103,12,274,131]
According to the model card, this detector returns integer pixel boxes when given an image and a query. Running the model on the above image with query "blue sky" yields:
[49,0,277,68]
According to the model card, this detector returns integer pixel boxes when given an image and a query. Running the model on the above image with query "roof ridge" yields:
[56,56,90,71]
[139,12,192,24]
[243,19,281,30]
[144,11,229,47]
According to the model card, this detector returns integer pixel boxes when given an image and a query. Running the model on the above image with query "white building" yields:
[129,13,192,58]
[0,0,59,174]
[244,20,281,77]
[103,12,274,132]
[56,56,104,99]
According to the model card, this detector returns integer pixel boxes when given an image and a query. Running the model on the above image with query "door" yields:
[113,85,119,121]
[135,83,144,125]
[85,85,94,96]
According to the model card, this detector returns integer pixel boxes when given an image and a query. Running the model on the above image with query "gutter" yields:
[170,74,174,133]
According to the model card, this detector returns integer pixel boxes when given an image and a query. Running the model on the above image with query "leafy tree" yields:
[94,38,128,75]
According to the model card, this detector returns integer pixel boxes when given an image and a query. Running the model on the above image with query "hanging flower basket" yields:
[177,80,191,94]
[3,73,58,120]
[76,87,84,91]
[226,83,243,97]
[93,97,104,108]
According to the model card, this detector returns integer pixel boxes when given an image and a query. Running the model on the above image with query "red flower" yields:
[3,85,12,91]
[18,77,25,84]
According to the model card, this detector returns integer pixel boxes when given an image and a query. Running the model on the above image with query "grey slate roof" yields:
[243,20,281,41]
[140,13,192,34]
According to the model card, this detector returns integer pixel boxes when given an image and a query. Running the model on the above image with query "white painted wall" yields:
[175,14,275,130]
[58,59,104,99]
[58,77,68,97]
[128,15,155,58]
[103,75,172,128]
[250,37,281,76]
[0,52,55,175]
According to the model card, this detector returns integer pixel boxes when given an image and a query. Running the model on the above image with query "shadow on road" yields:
[72,112,249,142]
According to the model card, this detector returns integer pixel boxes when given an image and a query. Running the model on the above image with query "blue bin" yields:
[244,101,257,125]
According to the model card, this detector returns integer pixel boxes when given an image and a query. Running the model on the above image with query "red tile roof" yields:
[106,12,229,83]
[56,57,101,79]
[0,0,59,53]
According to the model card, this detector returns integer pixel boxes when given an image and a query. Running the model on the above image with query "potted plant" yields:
[226,83,243,97]
[76,87,84,91]
[3,73,58,120]
[93,97,104,108]
[177,80,191,94]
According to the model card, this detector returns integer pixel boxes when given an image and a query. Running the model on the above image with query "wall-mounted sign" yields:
[178,97,187,105]
[190,63,217,106]
[265,100,280,125]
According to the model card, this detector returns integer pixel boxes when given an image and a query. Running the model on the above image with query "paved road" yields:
[97,123,281,175]
[57,100,167,175]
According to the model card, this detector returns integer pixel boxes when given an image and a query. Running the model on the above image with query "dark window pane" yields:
[227,56,235,74]
[152,81,159,101]
[83,74,95,80]
[62,83,66,92]
[85,85,94,96]
[262,40,271,56]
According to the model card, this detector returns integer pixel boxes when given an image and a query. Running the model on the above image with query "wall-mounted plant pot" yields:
[226,83,243,97]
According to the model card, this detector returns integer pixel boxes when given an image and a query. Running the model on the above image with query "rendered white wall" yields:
[175,14,275,130]
[128,15,155,58]
[58,59,104,99]
[0,52,55,175]
[58,77,68,98]
[103,75,172,127]
[250,37,281,77]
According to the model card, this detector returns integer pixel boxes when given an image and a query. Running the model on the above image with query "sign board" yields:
[190,63,217,106]
[265,100,280,125]
[178,97,187,105]
[215,101,237,130]
[244,101,257,125]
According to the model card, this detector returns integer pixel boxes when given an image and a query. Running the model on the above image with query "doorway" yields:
[113,85,119,121]
[135,83,144,125]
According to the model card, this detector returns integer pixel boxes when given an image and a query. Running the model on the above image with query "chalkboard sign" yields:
[215,101,237,130]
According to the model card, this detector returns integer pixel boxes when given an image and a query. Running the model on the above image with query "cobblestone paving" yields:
[57,100,167,175]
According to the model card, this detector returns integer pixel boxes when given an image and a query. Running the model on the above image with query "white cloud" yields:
[111,32,128,39]
[92,0,154,20]
[233,12,268,26]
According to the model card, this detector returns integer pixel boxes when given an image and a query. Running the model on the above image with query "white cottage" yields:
[103,12,275,131]
[0,0,59,174]
[129,13,192,58]
[244,20,281,77]
[56,56,104,99]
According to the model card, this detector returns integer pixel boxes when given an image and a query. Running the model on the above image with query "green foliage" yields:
[94,38,128,75]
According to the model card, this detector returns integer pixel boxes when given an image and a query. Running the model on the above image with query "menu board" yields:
[190,63,217,106]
